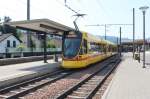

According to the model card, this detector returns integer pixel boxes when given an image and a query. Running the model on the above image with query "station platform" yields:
[0,59,61,88]
[102,52,150,99]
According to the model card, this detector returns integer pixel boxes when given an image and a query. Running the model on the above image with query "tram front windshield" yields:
[63,32,82,58]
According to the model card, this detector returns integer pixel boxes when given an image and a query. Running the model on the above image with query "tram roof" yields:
[86,33,115,45]
[6,19,74,36]
[87,33,101,43]
[105,40,116,46]
[99,39,116,46]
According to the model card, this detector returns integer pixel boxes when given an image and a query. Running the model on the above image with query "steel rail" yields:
[56,56,120,99]
[85,59,120,99]
[0,69,74,99]
[0,54,118,99]
[0,69,65,93]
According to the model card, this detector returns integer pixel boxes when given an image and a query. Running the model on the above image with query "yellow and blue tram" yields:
[61,31,117,69]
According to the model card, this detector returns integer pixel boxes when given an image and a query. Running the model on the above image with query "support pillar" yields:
[43,32,47,63]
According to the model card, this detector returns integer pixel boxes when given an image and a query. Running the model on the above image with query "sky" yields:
[0,0,150,39]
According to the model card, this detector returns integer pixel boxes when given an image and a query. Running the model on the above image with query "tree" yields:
[16,29,23,38]
[2,24,16,34]
[30,38,36,48]
[17,43,25,52]
[4,16,11,23]
[0,16,15,34]
[47,41,56,48]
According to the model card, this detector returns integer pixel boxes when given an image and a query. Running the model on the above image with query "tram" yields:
[61,31,117,69]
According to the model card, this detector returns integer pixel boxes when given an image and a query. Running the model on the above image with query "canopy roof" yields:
[6,19,74,36]
[122,39,149,45]
[5,19,116,45]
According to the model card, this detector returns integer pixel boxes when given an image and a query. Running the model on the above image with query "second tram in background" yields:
[61,31,117,69]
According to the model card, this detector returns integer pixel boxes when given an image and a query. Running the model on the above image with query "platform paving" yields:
[0,58,61,88]
[102,52,150,99]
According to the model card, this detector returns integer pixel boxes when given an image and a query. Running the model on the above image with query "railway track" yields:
[0,55,119,99]
[0,69,74,99]
[56,57,120,99]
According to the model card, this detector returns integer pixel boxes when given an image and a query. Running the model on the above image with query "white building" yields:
[0,33,21,53]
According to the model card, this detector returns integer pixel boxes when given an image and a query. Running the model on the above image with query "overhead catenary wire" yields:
[95,0,110,18]
[64,0,79,14]
[0,0,26,18]
[144,0,150,5]
[55,0,79,14]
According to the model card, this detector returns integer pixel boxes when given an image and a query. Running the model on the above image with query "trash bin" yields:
[134,53,140,62]
[54,54,58,62]
[134,53,138,60]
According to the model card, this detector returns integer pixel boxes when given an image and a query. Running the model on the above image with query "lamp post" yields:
[139,6,149,68]
[120,27,122,57]
[133,8,135,58]
[105,24,106,40]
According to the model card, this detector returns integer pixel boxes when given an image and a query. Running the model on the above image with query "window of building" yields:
[7,40,10,47]
[13,41,16,47]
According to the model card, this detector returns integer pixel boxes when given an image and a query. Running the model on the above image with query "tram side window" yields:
[89,43,102,53]
[108,45,113,52]
[109,45,112,52]
[107,45,110,52]
[103,45,107,54]
[83,39,87,53]
[99,45,103,53]
[79,39,87,55]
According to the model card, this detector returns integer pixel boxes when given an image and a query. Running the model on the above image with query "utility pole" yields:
[105,24,106,40]
[117,37,119,53]
[43,33,47,63]
[120,27,122,57]
[139,6,149,68]
[27,0,30,20]
[27,0,31,50]
[143,11,146,68]
[133,8,135,58]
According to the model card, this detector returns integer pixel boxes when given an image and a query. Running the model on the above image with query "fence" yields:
[0,48,62,58]
[6,48,62,53]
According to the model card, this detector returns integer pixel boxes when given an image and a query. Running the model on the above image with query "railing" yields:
[6,48,62,53]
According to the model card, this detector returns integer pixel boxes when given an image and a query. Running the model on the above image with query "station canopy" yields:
[122,39,149,45]
[6,19,74,36]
